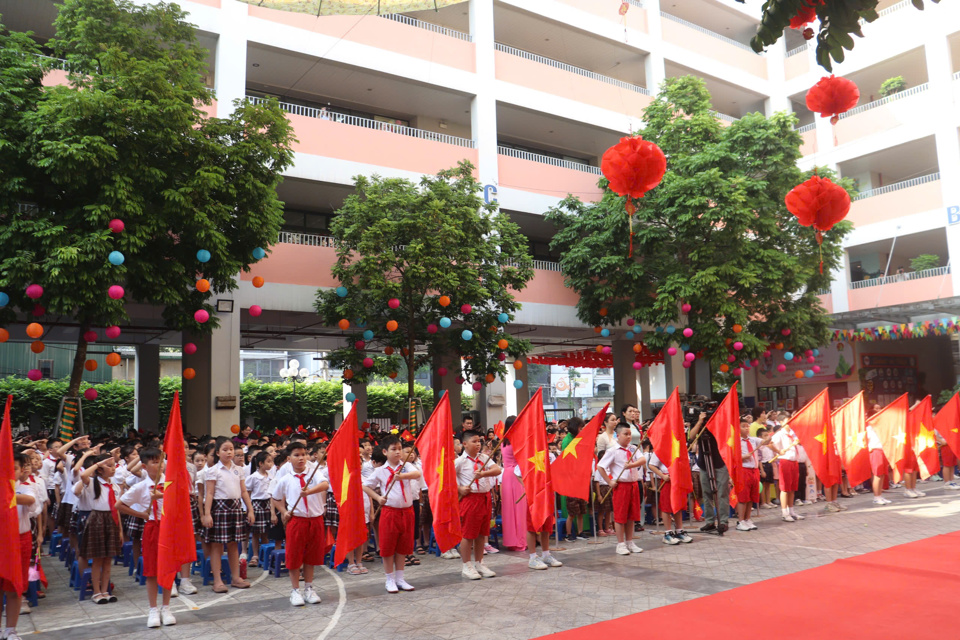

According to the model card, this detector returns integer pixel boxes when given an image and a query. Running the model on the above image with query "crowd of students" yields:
[3,400,957,635]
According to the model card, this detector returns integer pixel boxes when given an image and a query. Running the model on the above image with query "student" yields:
[74,454,123,604]
[362,435,422,594]
[559,418,588,542]
[756,427,777,509]
[513,463,562,570]
[647,448,693,544]
[402,442,422,568]
[935,428,958,489]
[866,425,893,505]
[455,429,501,580]
[771,421,804,522]
[736,421,761,531]
[51,435,90,552]
[117,447,175,628]
[2,453,39,640]
[596,425,646,555]
[271,442,329,607]
[245,451,275,567]
[201,439,256,593]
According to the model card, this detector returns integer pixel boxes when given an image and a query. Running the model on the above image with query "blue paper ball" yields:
[0,292,8,307]
[804,369,815,378]
[439,317,452,329]
[681,343,689,351]
[513,380,524,389]
[355,319,366,328]
[461,330,473,341]
[345,392,356,402]
[666,325,676,334]
[655,326,664,333]
[812,348,820,357]
[600,328,610,337]
[108,251,125,266]
[252,247,266,260]
[498,313,509,323]
[625,331,634,339]
[363,329,374,341]
[784,352,794,361]
[336,286,348,298]
[196,249,211,263]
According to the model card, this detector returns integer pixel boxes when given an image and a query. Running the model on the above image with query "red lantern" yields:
[806,75,859,125]
[618,1,629,16]
[601,135,667,256]
[785,175,851,272]
[789,0,821,29]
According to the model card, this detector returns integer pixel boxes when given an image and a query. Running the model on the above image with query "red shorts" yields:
[658,481,682,514]
[286,516,327,570]
[142,520,159,577]
[778,460,799,492]
[525,509,555,534]
[378,506,415,558]
[612,481,641,524]
[738,468,761,504]
[942,445,957,467]
[902,448,918,474]
[0,532,31,593]
[459,492,491,540]
[870,449,889,477]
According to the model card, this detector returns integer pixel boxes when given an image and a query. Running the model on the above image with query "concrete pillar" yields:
[134,344,160,433]
[612,340,639,414]
[433,353,462,426]
[182,304,240,438]
[477,377,507,431]
[469,0,499,190]
[692,359,711,397]
[642,0,666,93]
[765,40,789,116]
[215,0,248,118]
[343,382,368,427]
[513,359,530,416]
[662,352,688,396]
[637,366,652,420]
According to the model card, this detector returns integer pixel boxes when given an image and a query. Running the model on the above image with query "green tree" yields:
[0,0,294,399]
[547,76,854,369]
[314,162,534,406]
[910,254,941,272]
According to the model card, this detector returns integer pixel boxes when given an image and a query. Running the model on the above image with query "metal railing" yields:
[712,110,739,123]
[786,43,810,58]
[495,43,652,95]
[247,96,476,148]
[796,122,816,133]
[816,288,831,296]
[531,260,562,272]
[879,0,911,17]
[850,265,951,289]
[853,172,939,200]
[497,146,601,175]
[278,231,337,248]
[379,13,472,41]
[626,0,644,7]
[838,82,929,119]
[660,12,757,52]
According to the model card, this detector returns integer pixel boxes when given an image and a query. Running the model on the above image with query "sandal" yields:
[248,558,259,567]
[362,552,374,562]
[212,584,229,593]
[404,555,415,567]
[347,564,361,575]
[231,579,251,589]
[416,546,426,555]
[358,565,369,574]
[410,556,420,565]
[92,594,107,605]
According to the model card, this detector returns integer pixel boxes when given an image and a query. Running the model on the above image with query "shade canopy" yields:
[238,0,467,16]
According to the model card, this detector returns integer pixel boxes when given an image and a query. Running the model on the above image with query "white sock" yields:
[148,608,158,613]
[395,569,404,582]
[789,507,797,516]
[386,571,395,580]
[304,582,312,589]
[529,553,538,560]
[782,508,790,517]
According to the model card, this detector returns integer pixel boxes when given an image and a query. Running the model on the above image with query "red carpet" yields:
[539,531,960,639]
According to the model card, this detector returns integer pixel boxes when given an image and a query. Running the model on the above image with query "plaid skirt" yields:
[79,510,122,559]
[190,495,202,537]
[207,499,248,545]
[55,501,74,532]
[250,499,272,535]
[124,512,145,542]
[324,491,339,529]
[69,506,81,535]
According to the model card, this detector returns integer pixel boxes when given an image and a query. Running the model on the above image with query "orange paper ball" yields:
[594,326,602,334]
[384,347,394,355]
[633,344,642,353]
[438,295,450,307]
[719,364,730,373]
[0,328,9,343]
[497,339,509,350]
[732,324,742,334]
[513,360,523,370]
[85,359,98,372]
[485,373,495,384]
[386,320,399,332]
[794,370,804,379]
[599,307,608,317]
[252,276,265,288]
[338,319,350,330]
[106,353,121,366]
[26,323,43,339]
[183,368,196,380]
[596,345,604,353]
[343,369,354,380]
[196,279,210,293]
[776,342,784,350]
[388,372,398,379]
[231,424,240,434]
[31,341,45,354]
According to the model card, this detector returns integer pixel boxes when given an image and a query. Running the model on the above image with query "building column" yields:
[477,378,507,431]
[182,305,240,438]
[662,352,688,396]
[433,353,462,426]
[134,344,160,433]
[512,359,530,416]
[470,0,499,192]
[343,382,368,428]
[215,0,248,118]
[765,41,790,116]
[612,340,639,415]
[642,0,666,94]
[637,366,652,420]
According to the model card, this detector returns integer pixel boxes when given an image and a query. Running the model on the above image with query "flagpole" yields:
[588,479,602,545]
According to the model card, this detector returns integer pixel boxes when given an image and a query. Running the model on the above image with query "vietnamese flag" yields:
[551,403,610,500]
[157,392,197,589]
[0,395,25,595]
[704,382,743,495]
[505,388,553,530]
[327,405,366,566]
[789,388,841,487]
[414,392,461,552]
[908,395,940,480]
[646,388,693,510]
[868,393,909,483]
[493,420,505,440]
[934,392,960,454]
[400,429,415,442]
[832,392,872,487]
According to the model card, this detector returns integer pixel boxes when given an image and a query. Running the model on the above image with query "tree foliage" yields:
[315,162,534,399]
[547,76,854,368]
[0,0,294,396]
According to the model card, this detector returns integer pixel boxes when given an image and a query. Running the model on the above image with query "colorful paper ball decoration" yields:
[106,353,121,366]
[26,284,43,299]
[666,325,676,334]
[27,369,42,381]
[625,331,634,339]
[196,279,210,293]
[472,381,482,391]
[513,360,523,370]
[784,352,794,361]
[781,328,792,336]
[84,388,98,401]
[514,380,524,389]
[733,342,743,351]
[485,373,495,384]
[461,304,472,314]
[252,247,266,260]
[601,328,610,337]
[732,368,742,376]
[346,392,356,402]
[105,325,121,339]
[807,355,815,364]
[363,330,374,341]
[461,330,473,341]
[0,292,7,307]
[24,323,42,339]
[249,305,262,317]
[354,340,366,350]
[785,176,851,267]
[108,285,125,300]
[498,313,509,323]
[732,324,743,333]
[108,251,125,266]
[684,352,696,362]
[626,318,635,326]
[194,309,209,324]
[363,357,374,368]
[386,320,399,332]
[384,347,394,355]
[763,350,772,358]
[439,317,452,329]
[455,376,465,384]
[0,328,8,343]
[813,365,821,373]
[343,369,354,380]
[183,368,196,380]
[336,286,348,297]
[184,342,197,355]
[806,75,859,124]
[30,341,45,354]
[601,135,667,201]
[667,347,677,356]
[601,346,611,355]
[438,295,451,307]
[804,369,815,378]
[683,328,693,338]
[108,219,125,233]
[231,424,241,434]
[252,276,265,288]
[794,370,804,379]
[719,364,730,373]
[752,359,760,367]
[727,355,736,363]
[196,249,211,263]
[632,362,642,370]
[427,324,438,334]
[338,319,350,330]
[813,348,820,356]
[437,367,448,377]
[83,330,98,343]
[388,298,400,309]
[777,364,787,373]
[681,303,692,313]
[498,339,509,350]
[85,359,98,371]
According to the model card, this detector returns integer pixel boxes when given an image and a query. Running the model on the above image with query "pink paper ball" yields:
[427,324,438,334]
[249,305,262,317]
[83,388,98,401]
[472,381,482,391]
[626,318,635,326]
[108,219,125,233]
[751,359,760,366]
[632,362,642,370]
[83,330,97,343]
[763,350,772,358]
[354,341,365,350]
[727,355,736,363]
[812,365,821,373]
[682,361,691,369]
[807,356,815,364]
[184,342,197,355]
[681,303,692,313]
[733,341,743,351]
[732,368,742,376]
[777,364,787,373]
[27,369,42,381]
[388,298,400,309]
[437,367,448,377]
[26,284,43,299]
[667,347,677,356]
[108,285,125,300]
[683,328,693,338]
[805,349,813,357]
[31,304,45,317]
[105,325,121,339]
[684,352,695,362]
[362,357,374,368]
[455,376,465,384]
[781,328,791,336]
[461,304,472,314]
[194,309,209,324]
[497,352,506,361]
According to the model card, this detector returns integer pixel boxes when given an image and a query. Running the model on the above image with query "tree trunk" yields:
[406,288,416,428]
[67,325,90,398]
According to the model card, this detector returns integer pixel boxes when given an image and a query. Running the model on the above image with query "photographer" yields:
[687,410,729,533]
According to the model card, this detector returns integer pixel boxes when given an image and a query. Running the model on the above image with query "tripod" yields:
[701,448,724,537]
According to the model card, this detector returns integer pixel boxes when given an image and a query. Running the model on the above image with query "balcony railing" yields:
[796,122,816,133]
[853,172,939,200]
[248,96,475,148]
[838,83,929,119]
[495,43,652,95]
[278,232,337,247]
[379,13,472,41]
[786,43,810,58]
[505,258,563,272]
[879,0,911,16]
[816,288,831,296]
[850,265,951,289]
[660,12,757,53]
[711,110,739,123]
[498,146,602,175]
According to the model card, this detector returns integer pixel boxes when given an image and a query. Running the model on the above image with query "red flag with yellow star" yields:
[413,393,461,552]
[868,393,909,483]
[551,403,610,500]
[704,382,743,496]
[908,395,940,480]
[647,388,693,510]
[788,388,841,487]
[934,392,960,454]
[831,392,872,487]
[157,392,197,590]
[328,404,366,566]
[506,387,553,530]
[0,395,24,595]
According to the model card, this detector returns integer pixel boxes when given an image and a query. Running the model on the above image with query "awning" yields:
[237,0,467,16]
[528,344,664,369]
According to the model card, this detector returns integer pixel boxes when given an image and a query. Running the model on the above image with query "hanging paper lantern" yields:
[335,286,348,298]
[184,342,197,355]
[30,341,45,354]
[719,364,730,373]
[31,304,45,318]
[514,379,524,389]
[600,135,667,256]
[732,367,742,376]
[439,317,452,329]
[733,341,743,351]
[684,352,695,362]
[363,357,374,368]
[354,340,366,350]
[784,351,794,361]
[806,75,859,124]
[630,362,640,370]
[461,304,472,314]
[763,350,772,358]
[108,285,125,300]
[625,331,634,339]
[632,344,643,354]
[782,328,792,336]
[108,219,125,233]
[85,359,98,372]
[106,353,121,366]
[751,359,760,366]
[484,373,495,384]
[461,330,473,341]
[384,347,394,355]
[438,295,451,307]
[513,360,523,370]
[667,347,677,356]
[105,325,121,339]
[600,328,610,337]
[777,364,787,373]
[387,298,400,310]
[345,392,356,402]
[813,348,820,356]
[249,305,262,317]
[0,292,7,307]
[619,1,629,16]
[84,388,98,401]
[388,372,398,379]
[665,326,676,335]
[183,368,196,380]
[0,328,8,343]
[338,319,350,330]
[812,365,821,373]
[601,346,611,355]
[386,320,399,332]
[789,0,820,30]
[804,369,815,378]
[497,352,506,361]
[252,247,266,260]
[455,375,465,384]
[26,284,43,299]
[472,381,482,391]
[786,175,851,272]
[108,251,125,266]
[498,313,509,323]
[427,324,438,334]
[497,339,509,350]
[196,249,211,263]
[194,309,209,324]
[343,369,354,380]
[683,328,693,338]
[252,276,265,288]
[81,330,97,343]
[196,279,210,293]
[732,324,743,334]
[437,367,448,377]
[27,369,42,381]
[794,370,804,379]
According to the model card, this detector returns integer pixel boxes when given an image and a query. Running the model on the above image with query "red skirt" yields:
[738,468,761,504]
[459,492,491,540]
[658,481,681,514]
[0,532,31,593]
[378,506,414,558]
[942,445,957,467]
[286,516,327,570]
[902,448,918,474]
[870,449,889,477]
[142,520,159,577]
[525,509,555,534]
[778,460,799,492]
[612,482,641,524]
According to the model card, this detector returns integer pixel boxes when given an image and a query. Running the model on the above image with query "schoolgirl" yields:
[244,451,276,566]
[201,438,255,593]
[73,454,122,604]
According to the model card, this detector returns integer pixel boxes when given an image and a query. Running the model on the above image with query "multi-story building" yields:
[5,0,960,432]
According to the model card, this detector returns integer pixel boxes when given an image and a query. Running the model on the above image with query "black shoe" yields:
[565,535,577,542]
[699,522,717,532]
[718,523,728,534]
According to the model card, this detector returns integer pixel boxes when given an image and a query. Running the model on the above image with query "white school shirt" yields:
[245,471,272,500]
[31,477,49,505]
[592,459,608,486]
[758,443,776,463]
[271,468,328,518]
[741,436,761,469]
[597,444,640,483]
[866,426,883,451]
[276,459,317,481]
[454,452,494,494]
[208,461,243,500]
[360,459,374,478]
[415,459,429,492]
[40,455,57,486]
[16,482,41,533]
[363,462,416,509]
[186,462,198,496]
[61,453,79,506]
[595,431,617,456]
[772,428,799,461]
[119,474,164,521]
[73,478,118,511]
[796,444,809,464]
[647,452,669,479]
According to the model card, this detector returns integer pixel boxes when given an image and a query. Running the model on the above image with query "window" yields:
[38,359,54,379]
[595,383,612,396]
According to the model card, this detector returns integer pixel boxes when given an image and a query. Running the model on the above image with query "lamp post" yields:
[279,359,309,429]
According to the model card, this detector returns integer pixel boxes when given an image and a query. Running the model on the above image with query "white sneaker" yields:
[915,489,926,497]
[528,556,549,570]
[440,549,455,559]
[947,482,960,490]
[615,542,630,556]
[4,632,21,640]
[290,588,305,606]
[794,499,804,506]
[461,564,482,580]
[746,521,758,531]
[304,587,322,604]
[904,489,919,498]
[736,521,751,531]
[178,579,197,595]
[160,606,176,626]
[677,530,694,542]
[835,501,848,511]
[824,502,841,513]
[882,497,893,504]
[627,541,643,554]
[483,543,499,554]
[147,608,161,628]
[385,577,399,594]
[791,512,805,520]
[782,515,795,522]
[663,532,680,545]
[474,562,496,577]
[873,498,886,505]
[396,578,415,591]
[541,554,563,567]
[169,582,178,598]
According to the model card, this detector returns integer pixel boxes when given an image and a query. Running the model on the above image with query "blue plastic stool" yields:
[62,544,75,568]
[192,549,205,576]
[427,530,442,557]
[48,532,62,556]
[134,556,146,585]
[256,541,276,568]
[271,550,288,578]
[70,559,92,590]
[26,580,40,607]
[77,571,113,601]
[201,554,232,586]
[121,541,133,567]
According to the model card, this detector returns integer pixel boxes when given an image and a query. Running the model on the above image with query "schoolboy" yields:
[597,425,646,555]
[455,430,501,580]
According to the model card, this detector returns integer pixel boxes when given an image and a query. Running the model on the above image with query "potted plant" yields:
[879,76,907,98]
